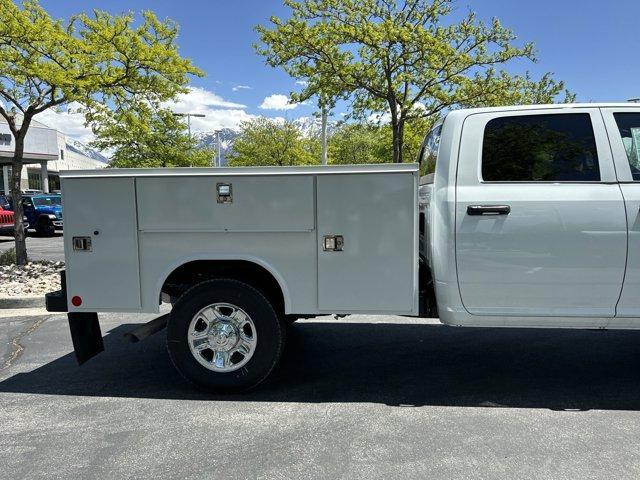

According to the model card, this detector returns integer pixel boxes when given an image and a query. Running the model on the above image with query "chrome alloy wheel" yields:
[187,303,257,372]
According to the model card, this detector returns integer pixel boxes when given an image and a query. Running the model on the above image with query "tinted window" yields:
[33,195,61,206]
[613,113,640,181]
[482,113,600,182]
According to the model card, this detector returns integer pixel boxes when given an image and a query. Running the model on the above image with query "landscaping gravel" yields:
[0,261,63,297]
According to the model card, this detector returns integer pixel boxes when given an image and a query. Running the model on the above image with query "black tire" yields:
[167,279,285,393]
[36,217,54,236]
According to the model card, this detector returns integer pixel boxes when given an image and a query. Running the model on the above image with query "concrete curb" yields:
[0,296,45,309]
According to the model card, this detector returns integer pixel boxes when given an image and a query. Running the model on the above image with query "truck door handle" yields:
[466,205,511,216]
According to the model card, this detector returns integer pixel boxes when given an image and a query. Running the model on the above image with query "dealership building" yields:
[0,117,106,194]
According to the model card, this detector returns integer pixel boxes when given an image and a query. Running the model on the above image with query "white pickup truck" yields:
[46,103,640,392]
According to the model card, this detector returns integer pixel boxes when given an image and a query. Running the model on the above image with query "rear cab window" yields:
[482,113,601,182]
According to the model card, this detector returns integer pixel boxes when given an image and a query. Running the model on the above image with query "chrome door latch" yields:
[323,235,344,251]
[216,183,233,204]
[72,236,92,251]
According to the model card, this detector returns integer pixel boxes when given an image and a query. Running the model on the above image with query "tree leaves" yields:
[256,0,573,163]
[227,118,320,167]
[91,105,215,168]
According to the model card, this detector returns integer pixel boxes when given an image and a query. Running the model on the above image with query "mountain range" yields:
[66,139,109,164]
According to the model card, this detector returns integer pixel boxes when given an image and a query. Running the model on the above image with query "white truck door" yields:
[455,109,626,320]
[317,172,417,314]
[601,107,640,324]
[63,176,141,311]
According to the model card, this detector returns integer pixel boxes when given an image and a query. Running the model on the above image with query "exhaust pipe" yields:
[124,314,169,343]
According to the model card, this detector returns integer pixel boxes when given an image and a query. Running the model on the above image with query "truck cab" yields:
[420,103,640,329]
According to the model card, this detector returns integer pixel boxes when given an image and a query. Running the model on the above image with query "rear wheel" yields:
[167,279,285,393]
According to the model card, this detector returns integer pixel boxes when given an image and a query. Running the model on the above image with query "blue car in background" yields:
[19,194,63,236]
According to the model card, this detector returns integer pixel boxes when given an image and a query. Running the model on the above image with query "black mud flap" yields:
[67,312,104,365]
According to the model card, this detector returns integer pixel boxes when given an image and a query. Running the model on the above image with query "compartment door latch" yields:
[323,235,344,252]
[72,236,92,251]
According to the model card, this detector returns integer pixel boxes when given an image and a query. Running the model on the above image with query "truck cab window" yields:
[482,113,600,182]
[420,123,442,175]
[613,113,640,180]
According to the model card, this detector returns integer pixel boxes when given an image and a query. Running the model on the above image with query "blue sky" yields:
[35,0,640,141]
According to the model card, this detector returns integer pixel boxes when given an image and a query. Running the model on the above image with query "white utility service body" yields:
[61,164,419,315]
[46,103,640,391]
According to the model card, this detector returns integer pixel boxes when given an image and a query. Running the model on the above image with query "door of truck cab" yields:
[455,108,626,324]
[601,107,640,326]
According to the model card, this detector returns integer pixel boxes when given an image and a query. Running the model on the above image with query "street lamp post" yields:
[216,130,221,167]
[172,112,206,140]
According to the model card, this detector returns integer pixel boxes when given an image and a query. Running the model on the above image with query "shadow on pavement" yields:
[1,321,640,409]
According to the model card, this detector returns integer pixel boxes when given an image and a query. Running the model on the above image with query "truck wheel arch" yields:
[157,256,292,315]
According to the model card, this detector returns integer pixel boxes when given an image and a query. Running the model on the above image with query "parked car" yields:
[0,194,10,210]
[0,200,28,237]
[19,194,63,236]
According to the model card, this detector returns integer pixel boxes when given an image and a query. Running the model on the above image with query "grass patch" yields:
[0,247,17,265]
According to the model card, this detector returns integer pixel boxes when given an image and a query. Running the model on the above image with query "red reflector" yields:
[71,296,82,307]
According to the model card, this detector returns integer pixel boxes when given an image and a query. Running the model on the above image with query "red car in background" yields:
[0,204,15,235]
[0,195,28,236]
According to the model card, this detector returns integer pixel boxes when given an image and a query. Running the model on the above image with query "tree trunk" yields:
[391,119,404,164]
[389,101,404,164]
[11,134,27,265]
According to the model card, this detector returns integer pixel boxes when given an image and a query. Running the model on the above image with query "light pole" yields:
[216,130,221,167]
[172,112,206,140]
[210,130,223,167]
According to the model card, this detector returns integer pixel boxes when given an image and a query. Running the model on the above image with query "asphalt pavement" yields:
[0,232,64,262]
[1,311,640,479]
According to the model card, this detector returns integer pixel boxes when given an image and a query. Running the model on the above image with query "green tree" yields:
[329,117,434,165]
[328,123,387,164]
[91,105,214,168]
[257,0,573,164]
[227,118,320,166]
[0,0,201,264]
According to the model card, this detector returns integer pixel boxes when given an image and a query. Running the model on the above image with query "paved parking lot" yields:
[0,232,64,263]
[2,311,640,479]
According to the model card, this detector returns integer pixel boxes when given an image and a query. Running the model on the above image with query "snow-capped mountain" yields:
[292,116,338,138]
[194,128,239,166]
[66,139,109,164]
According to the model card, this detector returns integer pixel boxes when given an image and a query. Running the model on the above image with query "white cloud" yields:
[295,80,308,87]
[32,87,255,150]
[163,87,254,132]
[171,86,247,111]
[34,102,95,144]
[259,94,300,111]
[232,85,251,92]
[367,111,392,124]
